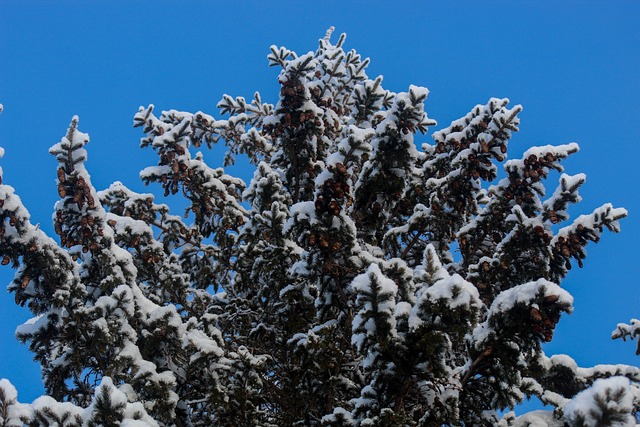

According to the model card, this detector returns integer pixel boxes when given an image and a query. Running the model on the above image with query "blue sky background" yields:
[1,1,639,413]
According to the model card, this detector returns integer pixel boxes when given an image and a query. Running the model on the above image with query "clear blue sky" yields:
[1,1,639,412]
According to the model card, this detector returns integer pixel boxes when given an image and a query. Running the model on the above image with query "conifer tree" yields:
[0,28,637,426]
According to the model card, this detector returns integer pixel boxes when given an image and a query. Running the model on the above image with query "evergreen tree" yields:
[0,28,637,426]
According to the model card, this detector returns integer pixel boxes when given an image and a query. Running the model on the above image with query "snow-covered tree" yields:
[0,28,636,426]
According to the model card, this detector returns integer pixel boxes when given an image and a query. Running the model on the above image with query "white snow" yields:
[0,379,33,424]
[563,377,635,427]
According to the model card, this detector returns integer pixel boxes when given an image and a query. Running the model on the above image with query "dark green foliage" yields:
[0,28,635,427]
